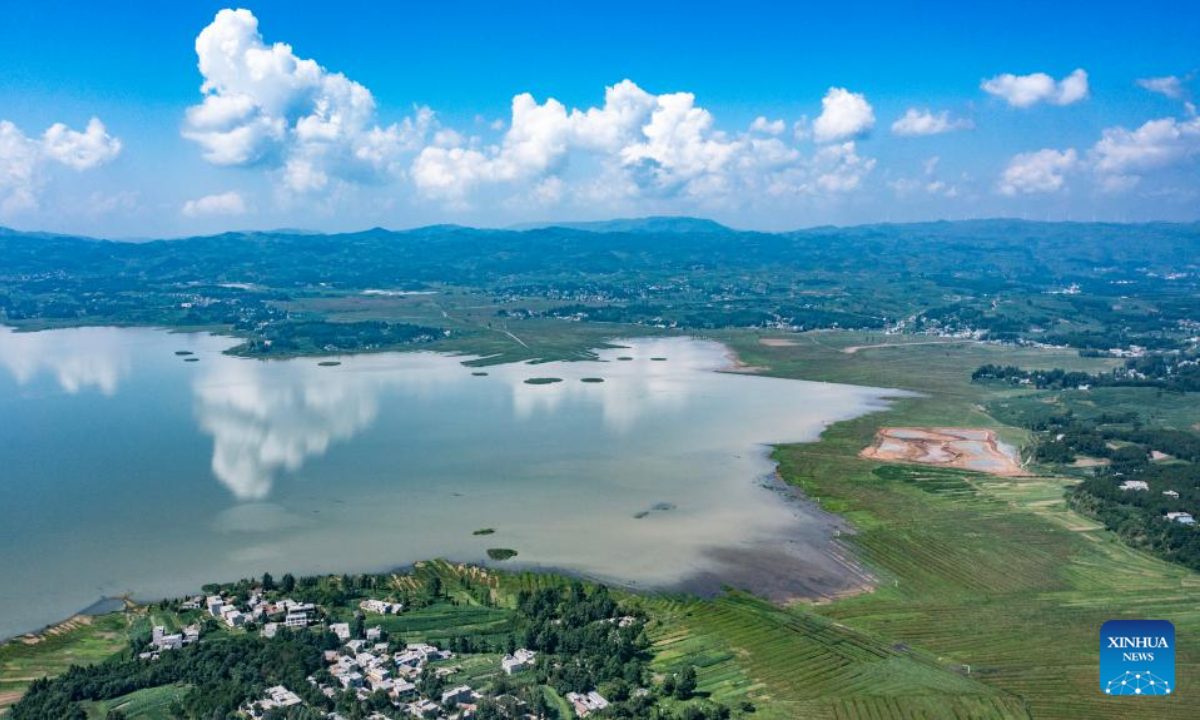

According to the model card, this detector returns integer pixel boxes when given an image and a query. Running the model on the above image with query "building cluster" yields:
[1165,511,1196,526]
[138,623,201,660]
[170,588,624,719]
[307,627,544,719]
[564,691,610,717]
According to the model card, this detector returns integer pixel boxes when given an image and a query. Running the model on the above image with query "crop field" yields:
[647,593,1030,719]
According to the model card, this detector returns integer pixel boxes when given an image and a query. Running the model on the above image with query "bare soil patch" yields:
[861,427,1028,476]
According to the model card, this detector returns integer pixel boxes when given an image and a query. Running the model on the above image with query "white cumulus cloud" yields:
[411,79,848,206]
[41,118,122,170]
[184,8,431,194]
[0,118,121,214]
[982,69,1089,108]
[997,148,1078,195]
[1089,115,1200,191]
[182,191,248,217]
[890,108,973,136]
[812,88,875,143]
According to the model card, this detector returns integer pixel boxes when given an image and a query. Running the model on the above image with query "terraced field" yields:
[648,594,1030,719]
[714,331,1199,720]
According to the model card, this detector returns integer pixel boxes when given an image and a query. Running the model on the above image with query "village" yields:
[150,585,617,720]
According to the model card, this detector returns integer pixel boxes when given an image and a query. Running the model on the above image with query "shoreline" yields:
[0,331,897,641]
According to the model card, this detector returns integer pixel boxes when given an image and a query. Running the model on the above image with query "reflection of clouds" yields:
[212,502,308,533]
[0,326,130,395]
[192,352,468,501]
[507,338,709,432]
[193,360,383,500]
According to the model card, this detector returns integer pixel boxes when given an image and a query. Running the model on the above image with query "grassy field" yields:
[278,289,665,365]
[80,685,190,720]
[704,330,1199,719]
[0,613,134,714]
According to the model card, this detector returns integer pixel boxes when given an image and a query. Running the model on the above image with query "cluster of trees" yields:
[987,395,1200,572]
[973,356,1200,393]
[237,320,443,356]
[12,631,332,720]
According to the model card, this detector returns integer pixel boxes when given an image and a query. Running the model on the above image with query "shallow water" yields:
[0,326,900,638]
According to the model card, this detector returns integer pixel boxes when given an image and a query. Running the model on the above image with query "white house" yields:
[501,648,536,675]
[1165,512,1195,525]
[285,611,310,628]
[1119,480,1149,491]
[565,691,609,717]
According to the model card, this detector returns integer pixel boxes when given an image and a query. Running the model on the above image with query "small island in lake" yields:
[580,377,605,383]
[317,360,341,366]
[487,548,518,560]
[472,527,495,535]
[523,377,563,385]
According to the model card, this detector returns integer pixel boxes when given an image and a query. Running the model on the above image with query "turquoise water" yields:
[0,326,898,638]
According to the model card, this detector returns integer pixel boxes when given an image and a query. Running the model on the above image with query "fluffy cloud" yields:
[812,88,875,142]
[982,69,1089,108]
[41,118,121,170]
[890,108,973,136]
[182,191,248,217]
[1136,75,1186,100]
[1089,115,1200,191]
[749,116,785,135]
[412,79,850,205]
[997,148,1077,195]
[184,9,430,193]
[0,118,121,214]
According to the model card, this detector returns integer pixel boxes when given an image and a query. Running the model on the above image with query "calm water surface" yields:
[0,326,900,638]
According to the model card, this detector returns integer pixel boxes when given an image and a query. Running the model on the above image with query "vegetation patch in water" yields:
[487,548,518,561]
[183,357,199,363]
[317,360,341,366]
[617,356,634,361]
[471,371,488,376]
[651,357,667,361]
[524,377,563,385]
[473,528,495,535]
[580,377,605,383]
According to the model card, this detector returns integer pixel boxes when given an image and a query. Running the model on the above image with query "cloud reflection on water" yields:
[0,326,131,395]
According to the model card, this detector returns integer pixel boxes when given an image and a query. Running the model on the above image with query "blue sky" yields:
[1,1,1197,236]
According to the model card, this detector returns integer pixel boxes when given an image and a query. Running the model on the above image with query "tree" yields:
[262,572,276,591]
[281,573,296,593]
[675,665,697,700]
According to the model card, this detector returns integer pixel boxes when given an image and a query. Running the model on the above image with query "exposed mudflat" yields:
[861,427,1027,476]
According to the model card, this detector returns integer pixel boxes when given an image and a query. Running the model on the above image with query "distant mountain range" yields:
[509,216,735,234]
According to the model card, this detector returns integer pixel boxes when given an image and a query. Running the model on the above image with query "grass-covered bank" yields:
[718,330,1198,719]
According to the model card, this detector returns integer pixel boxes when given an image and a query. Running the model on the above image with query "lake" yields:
[0,326,901,639]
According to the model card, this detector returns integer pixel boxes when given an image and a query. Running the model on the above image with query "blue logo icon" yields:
[1100,620,1175,696]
